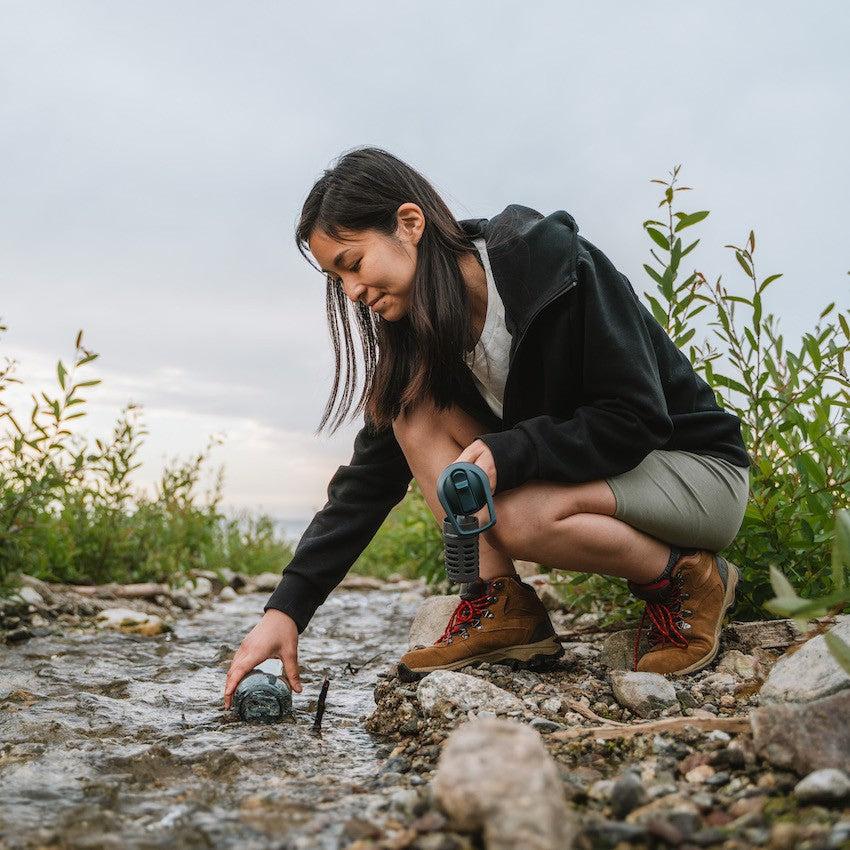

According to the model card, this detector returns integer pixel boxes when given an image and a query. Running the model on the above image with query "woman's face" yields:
[307,204,423,322]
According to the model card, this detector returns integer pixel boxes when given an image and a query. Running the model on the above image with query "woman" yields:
[223,148,749,708]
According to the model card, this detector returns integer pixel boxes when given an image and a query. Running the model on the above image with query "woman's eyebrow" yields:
[321,248,351,275]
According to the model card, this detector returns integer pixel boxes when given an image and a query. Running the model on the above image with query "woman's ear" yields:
[395,203,425,246]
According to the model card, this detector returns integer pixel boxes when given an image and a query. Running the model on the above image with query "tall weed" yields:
[0,326,293,592]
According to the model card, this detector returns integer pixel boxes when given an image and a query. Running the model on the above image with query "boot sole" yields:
[671,559,739,676]
[397,635,564,681]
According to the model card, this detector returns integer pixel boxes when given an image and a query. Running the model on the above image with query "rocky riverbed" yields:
[2,572,850,849]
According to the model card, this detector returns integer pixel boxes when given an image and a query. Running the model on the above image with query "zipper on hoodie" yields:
[500,268,579,424]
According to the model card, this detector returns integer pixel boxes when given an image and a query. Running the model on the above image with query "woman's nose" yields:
[341,277,365,303]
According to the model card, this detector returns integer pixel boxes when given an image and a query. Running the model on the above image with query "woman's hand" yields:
[223,609,302,709]
[454,439,497,493]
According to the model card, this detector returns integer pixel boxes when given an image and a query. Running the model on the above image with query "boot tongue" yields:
[460,579,489,600]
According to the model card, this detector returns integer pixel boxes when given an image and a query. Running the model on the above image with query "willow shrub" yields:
[0,328,292,593]
[363,169,850,623]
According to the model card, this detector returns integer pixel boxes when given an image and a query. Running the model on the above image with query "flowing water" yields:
[0,587,424,849]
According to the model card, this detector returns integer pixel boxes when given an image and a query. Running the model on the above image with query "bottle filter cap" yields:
[234,671,292,723]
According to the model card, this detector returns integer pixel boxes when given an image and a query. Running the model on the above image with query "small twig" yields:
[343,650,388,675]
[561,699,626,727]
[311,674,330,736]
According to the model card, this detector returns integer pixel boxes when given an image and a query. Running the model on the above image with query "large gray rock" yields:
[433,718,576,850]
[407,596,460,650]
[750,688,850,774]
[759,616,850,704]
[609,670,678,718]
[416,670,524,717]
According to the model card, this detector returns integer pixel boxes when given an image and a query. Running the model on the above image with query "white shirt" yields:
[465,238,512,419]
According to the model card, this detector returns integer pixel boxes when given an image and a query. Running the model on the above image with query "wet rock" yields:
[433,718,576,850]
[94,608,168,635]
[750,688,850,773]
[793,769,850,804]
[417,671,524,717]
[218,586,238,601]
[759,616,850,704]
[716,649,758,679]
[609,670,677,718]
[609,770,649,818]
[407,596,461,650]
[4,627,33,644]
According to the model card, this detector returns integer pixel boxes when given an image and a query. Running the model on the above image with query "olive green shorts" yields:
[605,450,750,552]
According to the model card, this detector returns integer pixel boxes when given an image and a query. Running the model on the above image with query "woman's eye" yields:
[350,260,361,273]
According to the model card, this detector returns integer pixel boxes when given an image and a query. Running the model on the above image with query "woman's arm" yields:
[263,422,412,632]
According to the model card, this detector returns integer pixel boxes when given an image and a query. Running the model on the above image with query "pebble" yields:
[609,771,648,818]
[529,717,561,733]
[16,586,45,607]
[793,768,850,804]
[685,764,716,784]
[609,670,678,718]
[716,649,758,679]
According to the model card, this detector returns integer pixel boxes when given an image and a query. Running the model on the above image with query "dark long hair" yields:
[296,148,477,432]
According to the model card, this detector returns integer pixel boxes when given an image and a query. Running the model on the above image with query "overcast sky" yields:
[1,1,848,530]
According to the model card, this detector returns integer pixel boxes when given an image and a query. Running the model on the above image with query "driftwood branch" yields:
[68,583,169,599]
[552,715,751,741]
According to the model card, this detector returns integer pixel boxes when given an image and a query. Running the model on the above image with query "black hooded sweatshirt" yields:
[265,206,749,632]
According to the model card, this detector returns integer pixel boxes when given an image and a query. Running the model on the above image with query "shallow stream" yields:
[0,587,423,849]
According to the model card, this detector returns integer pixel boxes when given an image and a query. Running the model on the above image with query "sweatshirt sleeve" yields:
[264,422,412,632]
[478,244,674,491]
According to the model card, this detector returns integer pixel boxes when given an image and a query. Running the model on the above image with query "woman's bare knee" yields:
[393,402,483,453]
[481,480,617,558]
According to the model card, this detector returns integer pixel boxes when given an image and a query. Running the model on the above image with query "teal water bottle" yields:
[233,658,293,723]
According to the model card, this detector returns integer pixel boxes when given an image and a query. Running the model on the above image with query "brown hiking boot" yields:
[398,576,563,678]
[630,551,739,675]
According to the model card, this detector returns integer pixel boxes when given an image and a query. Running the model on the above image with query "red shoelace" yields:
[438,592,493,643]
[633,579,689,671]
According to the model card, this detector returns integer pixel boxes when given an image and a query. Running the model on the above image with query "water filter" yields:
[233,657,293,723]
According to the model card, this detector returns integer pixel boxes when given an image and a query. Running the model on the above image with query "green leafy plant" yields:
[556,167,849,623]
[354,481,445,584]
[766,509,850,674]
[642,166,850,618]
[0,324,293,595]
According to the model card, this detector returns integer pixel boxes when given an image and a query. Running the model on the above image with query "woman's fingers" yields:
[223,610,301,709]
[282,644,302,693]
[455,439,497,492]
[223,649,258,709]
